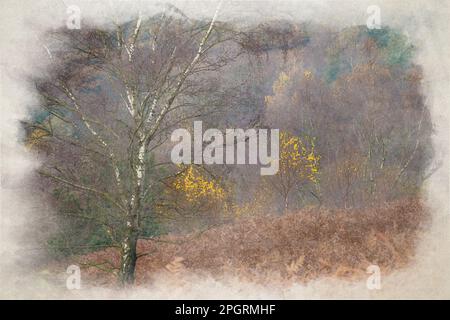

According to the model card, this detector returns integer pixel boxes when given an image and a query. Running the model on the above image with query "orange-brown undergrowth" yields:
[74,198,429,286]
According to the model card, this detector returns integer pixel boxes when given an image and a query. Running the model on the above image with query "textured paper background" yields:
[1,0,449,298]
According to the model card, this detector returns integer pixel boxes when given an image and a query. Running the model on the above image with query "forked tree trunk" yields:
[118,231,138,286]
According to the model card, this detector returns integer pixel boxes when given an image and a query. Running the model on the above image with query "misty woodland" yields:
[24,3,433,287]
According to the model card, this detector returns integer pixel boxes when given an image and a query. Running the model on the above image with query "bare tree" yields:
[27,2,241,285]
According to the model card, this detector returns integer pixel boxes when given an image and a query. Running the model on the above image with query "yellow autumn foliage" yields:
[26,128,50,148]
[172,165,226,203]
[265,70,313,108]
[272,71,290,93]
[264,71,290,107]
[303,70,313,80]
[279,131,320,184]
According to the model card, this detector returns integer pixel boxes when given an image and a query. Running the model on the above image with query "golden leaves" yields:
[26,128,50,148]
[279,131,320,183]
[264,71,290,109]
[272,71,290,94]
[172,165,225,203]
[265,70,313,110]
[303,70,312,80]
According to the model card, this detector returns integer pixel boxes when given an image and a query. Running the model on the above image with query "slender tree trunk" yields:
[283,193,289,214]
[119,229,138,286]
[118,137,145,286]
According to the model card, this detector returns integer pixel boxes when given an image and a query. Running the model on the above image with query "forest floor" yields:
[68,198,429,286]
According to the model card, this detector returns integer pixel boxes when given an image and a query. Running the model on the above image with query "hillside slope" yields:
[76,198,428,286]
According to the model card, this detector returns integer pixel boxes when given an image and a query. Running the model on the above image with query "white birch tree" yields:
[28,2,239,285]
